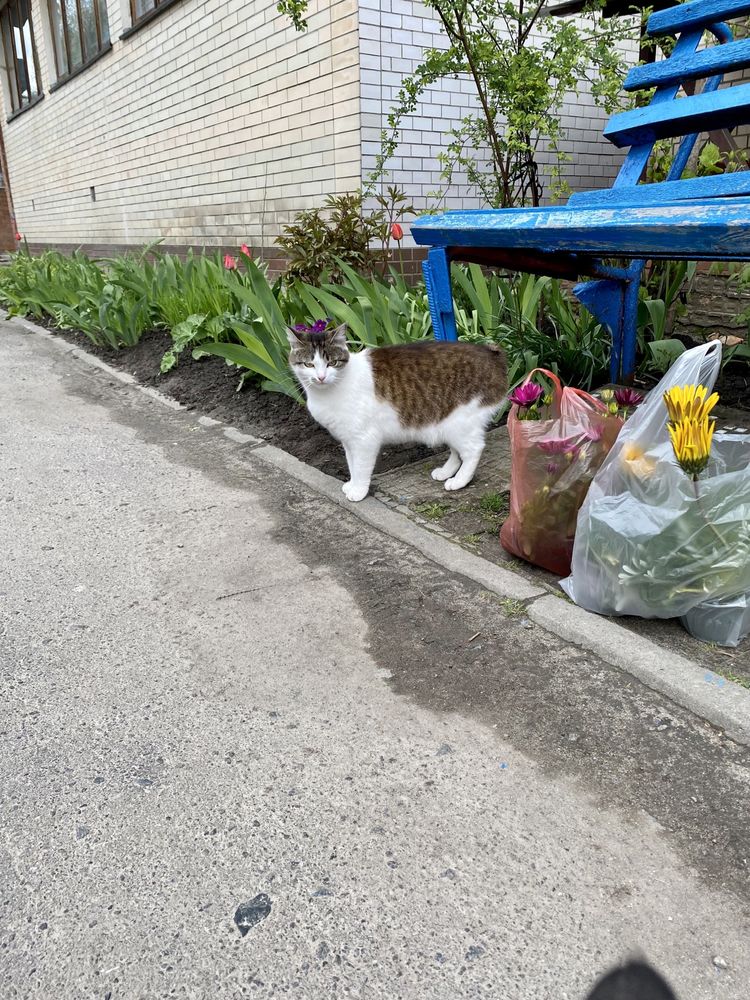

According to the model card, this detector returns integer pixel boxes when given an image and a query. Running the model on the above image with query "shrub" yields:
[275,187,414,284]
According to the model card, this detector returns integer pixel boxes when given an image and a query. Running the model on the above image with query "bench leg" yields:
[574,263,644,383]
[620,262,645,384]
[423,248,458,342]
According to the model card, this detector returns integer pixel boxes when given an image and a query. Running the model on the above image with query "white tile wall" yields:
[5,0,361,247]
[2,0,638,250]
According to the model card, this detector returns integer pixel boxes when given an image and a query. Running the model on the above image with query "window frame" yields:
[46,0,112,88]
[0,0,43,118]
[122,0,181,40]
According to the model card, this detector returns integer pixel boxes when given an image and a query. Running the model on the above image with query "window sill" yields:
[6,93,44,124]
[49,43,113,94]
[120,0,184,41]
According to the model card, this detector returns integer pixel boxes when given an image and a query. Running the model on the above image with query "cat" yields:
[288,325,508,502]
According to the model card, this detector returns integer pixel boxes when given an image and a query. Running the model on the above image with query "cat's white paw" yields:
[444,476,469,492]
[341,481,351,492]
[431,467,452,482]
[343,482,369,502]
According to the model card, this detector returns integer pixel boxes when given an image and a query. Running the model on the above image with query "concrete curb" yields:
[10,314,750,747]
[251,443,545,603]
[529,597,750,746]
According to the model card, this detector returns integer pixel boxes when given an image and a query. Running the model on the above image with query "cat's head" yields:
[287,324,350,390]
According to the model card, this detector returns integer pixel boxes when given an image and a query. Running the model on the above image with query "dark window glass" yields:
[47,0,110,82]
[0,0,41,114]
[132,0,169,24]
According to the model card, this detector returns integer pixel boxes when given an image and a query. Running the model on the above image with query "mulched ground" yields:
[48,325,431,479]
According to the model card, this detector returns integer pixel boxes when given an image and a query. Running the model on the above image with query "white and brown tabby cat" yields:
[288,325,507,502]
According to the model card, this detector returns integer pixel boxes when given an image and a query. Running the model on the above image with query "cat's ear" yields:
[287,327,304,350]
[327,324,348,350]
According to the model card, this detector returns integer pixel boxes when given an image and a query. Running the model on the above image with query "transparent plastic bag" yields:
[681,591,750,648]
[500,369,622,576]
[561,342,750,622]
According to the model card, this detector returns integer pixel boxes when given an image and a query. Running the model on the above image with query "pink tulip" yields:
[224,254,238,270]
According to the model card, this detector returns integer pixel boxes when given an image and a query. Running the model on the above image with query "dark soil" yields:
[717,362,750,411]
[48,326,431,479]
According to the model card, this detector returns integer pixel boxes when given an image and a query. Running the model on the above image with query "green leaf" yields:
[648,339,685,372]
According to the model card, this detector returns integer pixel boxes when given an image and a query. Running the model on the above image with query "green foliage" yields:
[452,265,610,390]
[295,260,432,347]
[638,260,697,373]
[373,2,633,207]
[0,249,154,348]
[277,0,307,30]
[275,187,414,284]
[200,260,304,400]
[283,2,632,207]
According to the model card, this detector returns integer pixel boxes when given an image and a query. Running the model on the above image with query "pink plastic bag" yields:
[500,369,622,576]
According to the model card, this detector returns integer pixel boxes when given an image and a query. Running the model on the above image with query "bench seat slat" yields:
[648,0,750,36]
[624,36,750,91]
[411,201,750,259]
[569,170,750,207]
[604,81,750,146]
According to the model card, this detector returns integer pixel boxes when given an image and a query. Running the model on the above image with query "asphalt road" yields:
[1,323,749,1000]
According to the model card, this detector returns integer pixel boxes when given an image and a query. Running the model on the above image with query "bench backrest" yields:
[570,0,750,209]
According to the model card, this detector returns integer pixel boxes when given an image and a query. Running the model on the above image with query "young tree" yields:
[281,1,636,208]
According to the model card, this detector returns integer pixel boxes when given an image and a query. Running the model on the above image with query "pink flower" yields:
[390,222,404,241]
[240,243,251,258]
[224,254,238,270]
[538,437,577,455]
[614,387,644,408]
[509,383,544,408]
[14,232,22,241]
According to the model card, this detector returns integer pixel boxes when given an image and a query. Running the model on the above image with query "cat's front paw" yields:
[444,476,469,492]
[342,482,369,502]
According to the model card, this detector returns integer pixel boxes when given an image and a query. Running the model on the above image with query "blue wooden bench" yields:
[412,0,750,381]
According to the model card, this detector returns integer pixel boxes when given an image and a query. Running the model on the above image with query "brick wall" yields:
[358,0,639,243]
[4,0,361,251]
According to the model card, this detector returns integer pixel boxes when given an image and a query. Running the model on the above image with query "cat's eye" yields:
[303,362,314,368]
[330,360,343,367]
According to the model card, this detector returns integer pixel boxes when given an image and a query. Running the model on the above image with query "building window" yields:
[47,0,110,81]
[131,0,165,23]
[0,1,42,114]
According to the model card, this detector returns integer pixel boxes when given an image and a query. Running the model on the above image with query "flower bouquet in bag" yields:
[500,370,625,576]
[562,342,750,646]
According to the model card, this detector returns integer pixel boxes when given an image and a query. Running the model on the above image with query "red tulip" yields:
[14,232,22,241]
[390,222,404,241]
[224,254,238,270]
[240,243,251,258]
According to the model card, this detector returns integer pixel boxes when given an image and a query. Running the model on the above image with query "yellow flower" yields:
[663,384,719,424]
[621,442,657,479]
[667,416,715,477]
[600,388,615,402]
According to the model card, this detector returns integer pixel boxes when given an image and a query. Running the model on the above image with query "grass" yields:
[414,501,451,520]
[479,591,526,617]
[716,668,750,690]
[497,597,526,617]
[461,533,483,546]
[475,490,510,525]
